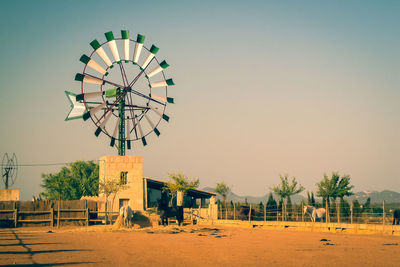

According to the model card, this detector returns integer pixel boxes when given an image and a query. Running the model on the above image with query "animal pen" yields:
[217,200,399,226]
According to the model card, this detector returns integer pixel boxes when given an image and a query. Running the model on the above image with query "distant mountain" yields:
[347,190,400,204]
[202,187,305,204]
[203,187,400,204]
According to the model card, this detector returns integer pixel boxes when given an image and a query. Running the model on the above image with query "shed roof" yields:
[145,177,216,198]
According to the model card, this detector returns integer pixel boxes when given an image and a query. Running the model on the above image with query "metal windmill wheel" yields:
[65,30,174,156]
[1,153,18,189]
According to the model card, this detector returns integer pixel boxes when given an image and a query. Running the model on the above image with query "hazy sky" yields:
[0,0,399,200]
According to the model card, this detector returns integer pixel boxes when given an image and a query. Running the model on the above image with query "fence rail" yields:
[217,201,399,226]
[0,200,121,228]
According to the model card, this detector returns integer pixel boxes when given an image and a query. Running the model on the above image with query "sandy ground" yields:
[0,225,399,266]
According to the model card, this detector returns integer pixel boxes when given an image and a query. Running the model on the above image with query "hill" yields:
[203,187,400,204]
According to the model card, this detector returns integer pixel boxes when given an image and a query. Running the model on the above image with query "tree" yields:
[41,160,99,200]
[311,192,316,207]
[271,174,304,221]
[266,193,277,221]
[315,172,354,221]
[352,199,362,222]
[362,197,371,213]
[98,178,127,224]
[215,182,230,220]
[340,197,351,221]
[164,172,199,205]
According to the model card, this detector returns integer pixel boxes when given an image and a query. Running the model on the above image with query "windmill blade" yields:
[150,78,174,88]
[105,31,121,64]
[95,111,112,137]
[75,73,105,85]
[110,117,120,147]
[148,104,169,122]
[80,55,108,76]
[149,94,174,104]
[133,34,145,64]
[76,91,103,101]
[146,60,169,78]
[65,91,86,121]
[121,30,130,62]
[10,153,18,183]
[83,102,106,121]
[136,118,147,146]
[141,45,159,70]
[76,88,117,101]
[90,39,113,68]
[1,153,9,176]
[144,113,160,136]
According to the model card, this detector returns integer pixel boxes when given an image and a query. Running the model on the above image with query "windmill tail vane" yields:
[65,29,175,156]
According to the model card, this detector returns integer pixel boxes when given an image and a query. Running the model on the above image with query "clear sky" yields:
[0,0,399,200]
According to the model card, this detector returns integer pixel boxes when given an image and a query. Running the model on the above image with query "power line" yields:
[0,162,94,167]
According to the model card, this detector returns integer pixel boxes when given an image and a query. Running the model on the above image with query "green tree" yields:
[286,196,293,221]
[352,199,362,222]
[316,172,354,221]
[266,193,277,221]
[307,191,312,205]
[164,172,199,205]
[41,160,99,200]
[215,182,230,220]
[311,192,316,207]
[340,197,351,221]
[271,174,304,221]
[362,197,371,213]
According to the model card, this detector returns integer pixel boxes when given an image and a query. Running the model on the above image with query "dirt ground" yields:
[0,225,399,266]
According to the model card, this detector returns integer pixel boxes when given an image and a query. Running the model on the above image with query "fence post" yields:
[337,201,340,224]
[233,202,236,220]
[248,204,252,223]
[382,200,385,226]
[301,203,304,222]
[57,200,60,228]
[326,200,329,224]
[350,202,353,224]
[86,208,89,227]
[264,203,266,222]
[50,208,54,227]
[14,209,18,228]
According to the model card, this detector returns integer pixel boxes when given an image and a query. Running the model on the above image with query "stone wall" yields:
[0,189,20,201]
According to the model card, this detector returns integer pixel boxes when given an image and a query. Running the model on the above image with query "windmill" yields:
[1,153,18,189]
[65,30,174,156]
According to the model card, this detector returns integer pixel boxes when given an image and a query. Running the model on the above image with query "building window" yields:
[120,171,128,184]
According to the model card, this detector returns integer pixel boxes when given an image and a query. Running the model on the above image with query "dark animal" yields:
[393,209,400,225]
[158,192,184,226]
[238,204,255,220]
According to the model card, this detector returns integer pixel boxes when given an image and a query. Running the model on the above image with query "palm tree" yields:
[271,174,304,221]
[315,172,353,221]
[215,182,230,219]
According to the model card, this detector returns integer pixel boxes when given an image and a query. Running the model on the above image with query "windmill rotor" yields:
[1,153,18,189]
[65,29,174,156]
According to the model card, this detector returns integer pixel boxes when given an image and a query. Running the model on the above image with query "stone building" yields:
[98,155,217,222]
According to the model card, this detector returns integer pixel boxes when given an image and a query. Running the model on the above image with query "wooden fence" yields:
[0,200,119,228]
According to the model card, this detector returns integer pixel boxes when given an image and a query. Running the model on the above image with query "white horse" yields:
[303,205,326,222]
[119,206,134,227]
